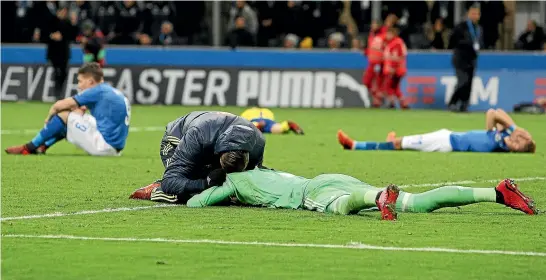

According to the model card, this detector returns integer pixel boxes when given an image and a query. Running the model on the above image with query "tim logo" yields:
[442,76,499,106]
[405,76,437,105]
[534,78,546,102]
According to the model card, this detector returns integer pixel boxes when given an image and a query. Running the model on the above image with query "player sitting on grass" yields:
[132,168,538,220]
[130,111,266,203]
[5,63,130,156]
[338,109,536,153]
[241,107,304,135]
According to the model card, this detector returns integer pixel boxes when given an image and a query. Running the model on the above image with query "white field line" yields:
[3,234,546,257]
[1,126,165,135]
[0,204,178,221]
[1,176,544,222]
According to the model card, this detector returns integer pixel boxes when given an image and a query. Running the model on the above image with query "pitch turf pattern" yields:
[2,103,545,279]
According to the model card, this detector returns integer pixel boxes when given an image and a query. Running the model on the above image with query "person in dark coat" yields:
[130,111,266,204]
[447,5,482,112]
[515,20,545,51]
[465,1,505,50]
[43,6,78,99]
[224,16,256,48]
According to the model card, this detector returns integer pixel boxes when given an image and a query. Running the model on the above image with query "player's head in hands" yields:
[505,134,536,153]
[220,150,249,173]
[77,62,104,92]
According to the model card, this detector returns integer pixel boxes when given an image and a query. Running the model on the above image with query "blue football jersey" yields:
[73,83,131,150]
[449,130,510,153]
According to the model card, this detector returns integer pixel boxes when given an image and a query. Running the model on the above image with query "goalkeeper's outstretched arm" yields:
[186,186,236,207]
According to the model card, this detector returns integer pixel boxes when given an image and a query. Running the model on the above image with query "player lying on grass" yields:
[131,168,538,220]
[241,107,304,135]
[5,63,130,156]
[130,111,266,203]
[338,109,536,153]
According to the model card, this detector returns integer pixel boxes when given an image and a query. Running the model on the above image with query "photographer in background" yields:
[447,4,482,113]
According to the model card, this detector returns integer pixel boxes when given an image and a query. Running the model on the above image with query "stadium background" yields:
[2,1,546,280]
[2,0,546,111]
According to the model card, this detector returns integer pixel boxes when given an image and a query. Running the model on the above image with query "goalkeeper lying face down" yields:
[130,167,538,220]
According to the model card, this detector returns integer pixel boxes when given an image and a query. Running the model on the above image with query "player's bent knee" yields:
[56,111,70,123]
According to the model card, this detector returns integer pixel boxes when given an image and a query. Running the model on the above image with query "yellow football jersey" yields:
[241,107,275,121]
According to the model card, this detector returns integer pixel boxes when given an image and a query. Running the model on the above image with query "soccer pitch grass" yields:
[2,102,545,279]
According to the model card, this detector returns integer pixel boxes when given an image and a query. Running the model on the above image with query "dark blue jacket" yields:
[161,111,266,201]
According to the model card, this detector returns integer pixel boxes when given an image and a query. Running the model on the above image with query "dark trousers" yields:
[50,59,69,99]
[449,65,475,112]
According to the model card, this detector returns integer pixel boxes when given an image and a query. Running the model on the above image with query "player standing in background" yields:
[362,16,394,108]
[5,63,130,156]
[382,26,409,109]
[337,109,536,153]
[241,107,304,135]
[184,169,537,221]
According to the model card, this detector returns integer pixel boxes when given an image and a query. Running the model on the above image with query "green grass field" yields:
[2,102,545,280]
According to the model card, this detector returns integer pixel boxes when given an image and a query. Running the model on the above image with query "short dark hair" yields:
[468,3,480,11]
[78,62,103,82]
[220,150,249,173]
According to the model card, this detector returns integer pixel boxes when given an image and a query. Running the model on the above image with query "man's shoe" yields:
[287,121,304,135]
[386,131,397,142]
[376,184,400,221]
[337,130,355,150]
[5,145,32,155]
[130,181,161,200]
[495,179,538,215]
[36,145,47,154]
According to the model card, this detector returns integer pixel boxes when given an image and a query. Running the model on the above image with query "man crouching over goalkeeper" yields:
[130,111,266,203]
[131,168,538,220]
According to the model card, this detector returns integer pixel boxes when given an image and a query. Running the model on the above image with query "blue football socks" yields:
[26,115,67,150]
[45,135,65,148]
[354,141,395,151]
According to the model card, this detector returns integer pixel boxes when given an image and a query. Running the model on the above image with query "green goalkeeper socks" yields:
[395,186,497,213]
[326,189,379,215]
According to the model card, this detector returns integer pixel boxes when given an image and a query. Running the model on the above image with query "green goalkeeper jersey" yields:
[186,168,376,210]
[187,169,310,209]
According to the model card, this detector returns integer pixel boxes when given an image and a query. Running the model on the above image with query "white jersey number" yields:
[113,89,131,126]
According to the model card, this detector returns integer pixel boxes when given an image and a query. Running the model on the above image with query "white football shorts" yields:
[66,112,120,156]
[401,129,453,152]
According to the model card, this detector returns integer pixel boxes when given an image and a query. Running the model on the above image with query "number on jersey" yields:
[113,88,131,126]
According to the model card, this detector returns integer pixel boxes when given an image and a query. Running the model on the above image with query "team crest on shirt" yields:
[494,132,502,142]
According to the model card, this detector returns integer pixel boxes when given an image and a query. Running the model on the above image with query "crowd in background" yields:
[1,0,544,51]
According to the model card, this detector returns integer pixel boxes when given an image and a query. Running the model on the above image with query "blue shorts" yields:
[251,118,276,133]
